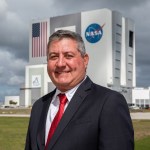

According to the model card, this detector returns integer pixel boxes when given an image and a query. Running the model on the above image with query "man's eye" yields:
[49,55,58,60]
[66,54,74,59]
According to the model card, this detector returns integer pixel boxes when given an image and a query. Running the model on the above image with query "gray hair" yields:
[47,30,86,57]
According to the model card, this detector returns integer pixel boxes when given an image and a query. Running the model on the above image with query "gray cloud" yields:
[0,0,29,60]
[0,50,27,84]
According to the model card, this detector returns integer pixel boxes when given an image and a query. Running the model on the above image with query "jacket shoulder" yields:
[31,89,56,113]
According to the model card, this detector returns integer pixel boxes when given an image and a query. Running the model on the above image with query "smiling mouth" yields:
[55,71,70,74]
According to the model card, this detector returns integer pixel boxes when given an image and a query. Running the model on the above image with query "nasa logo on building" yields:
[85,23,104,43]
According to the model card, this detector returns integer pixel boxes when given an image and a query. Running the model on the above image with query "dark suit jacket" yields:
[25,77,134,150]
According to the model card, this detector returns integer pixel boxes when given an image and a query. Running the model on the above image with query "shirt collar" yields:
[53,76,87,102]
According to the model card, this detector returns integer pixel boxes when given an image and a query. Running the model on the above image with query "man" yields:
[25,30,134,150]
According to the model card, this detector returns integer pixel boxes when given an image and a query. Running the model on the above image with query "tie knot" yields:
[58,93,67,104]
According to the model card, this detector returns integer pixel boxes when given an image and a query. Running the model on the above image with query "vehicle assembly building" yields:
[20,8,135,107]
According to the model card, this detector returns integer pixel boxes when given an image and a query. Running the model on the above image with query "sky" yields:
[0,0,150,101]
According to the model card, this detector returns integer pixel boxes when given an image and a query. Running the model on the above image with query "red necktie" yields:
[45,93,67,149]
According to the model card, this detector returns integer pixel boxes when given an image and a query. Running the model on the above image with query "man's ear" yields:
[83,54,89,69]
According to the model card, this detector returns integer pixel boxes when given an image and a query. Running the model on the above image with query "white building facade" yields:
[22,8,135,107]
[4,96,20,107]
[132,88,150,108]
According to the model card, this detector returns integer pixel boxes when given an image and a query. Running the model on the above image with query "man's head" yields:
[47,30,89,92]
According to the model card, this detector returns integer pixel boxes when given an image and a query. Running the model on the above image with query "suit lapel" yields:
[37,90,56,150]
[47,77,92,150]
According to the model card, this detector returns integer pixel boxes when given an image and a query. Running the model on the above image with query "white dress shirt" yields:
[45,77,86,143]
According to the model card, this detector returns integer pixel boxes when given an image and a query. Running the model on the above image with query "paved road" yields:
[130,112,150,120]
[0,114,30,117]
[0,113,150,119]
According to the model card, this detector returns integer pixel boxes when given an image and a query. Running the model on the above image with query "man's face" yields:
[47,38,89,92]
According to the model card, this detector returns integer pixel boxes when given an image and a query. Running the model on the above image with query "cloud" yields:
[136,64,150,87]
[0,0,7,20]
[7,0,55,20]
[0,85,20,99]
[0,0,29,60]
[0,50,27,83]
[0,49,27,100]
[8,75,25,85]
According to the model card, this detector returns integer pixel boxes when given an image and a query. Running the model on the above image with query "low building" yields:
[4,96,20,107]
[132,87,150,108]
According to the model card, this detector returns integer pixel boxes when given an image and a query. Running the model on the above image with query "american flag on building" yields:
[32,21,48,57]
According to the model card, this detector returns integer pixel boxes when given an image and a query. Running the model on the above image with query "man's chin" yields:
[56,83,71,92]
[57,81,70,86]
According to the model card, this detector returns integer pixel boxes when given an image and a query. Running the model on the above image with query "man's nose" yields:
[56,56,66,67]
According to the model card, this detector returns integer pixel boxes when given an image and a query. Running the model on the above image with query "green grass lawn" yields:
[133,120,150,150]
[0,117,29,150]
[0,117,150,150]
[135,136,150,150]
